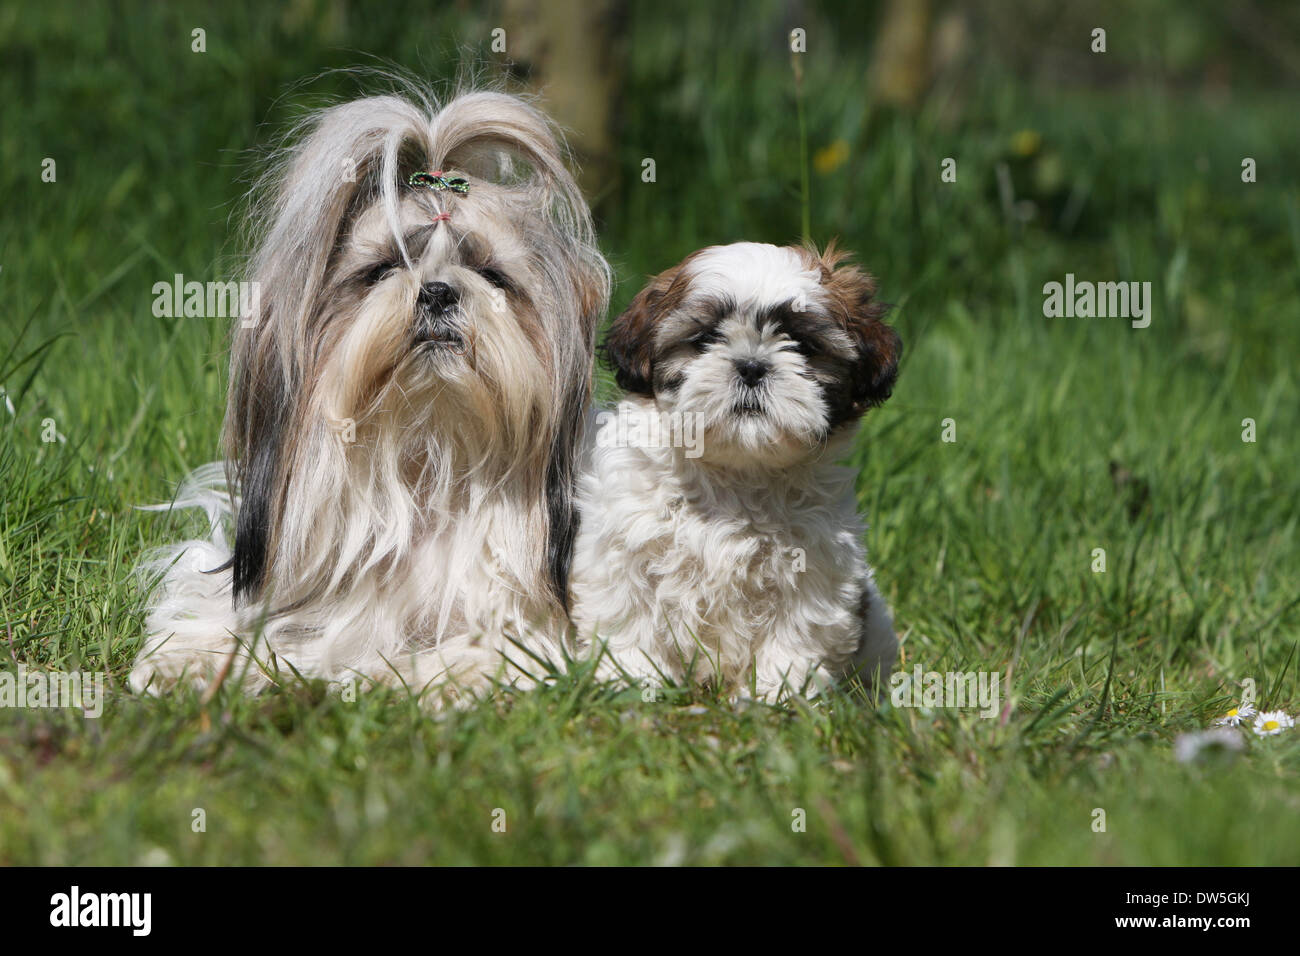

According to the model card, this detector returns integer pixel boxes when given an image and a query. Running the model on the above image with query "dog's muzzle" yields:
[732,358,768,414]
[415,281,465,351]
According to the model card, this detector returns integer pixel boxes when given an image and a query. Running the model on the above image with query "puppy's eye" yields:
[783,335,821,357]
[364,262,399,286]
[475,266,512,292]
[688,327,723,351]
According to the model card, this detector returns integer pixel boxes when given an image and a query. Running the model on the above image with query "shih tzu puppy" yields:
[129,89,610,701]
[569,242,900,701]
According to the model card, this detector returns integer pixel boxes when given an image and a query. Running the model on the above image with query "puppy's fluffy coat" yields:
[569,242,900,700]
[129,89,609,700]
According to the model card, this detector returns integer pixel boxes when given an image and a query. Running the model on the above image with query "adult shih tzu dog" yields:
[129,89,610,701]
[569,242,900,700]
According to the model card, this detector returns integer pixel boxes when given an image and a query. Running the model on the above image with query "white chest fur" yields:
[570,400,888,698]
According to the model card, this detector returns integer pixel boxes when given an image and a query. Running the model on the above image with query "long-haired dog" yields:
[569,242,899,701]
[129,89,610,701]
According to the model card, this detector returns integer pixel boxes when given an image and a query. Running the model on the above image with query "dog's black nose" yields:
[419,281,458,315]
[734,359,768,387]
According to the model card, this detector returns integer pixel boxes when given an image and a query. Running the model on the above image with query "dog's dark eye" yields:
[364,262,399,286]
[782,334,821,358]
[688,326,723,351]
[475,266,513,292]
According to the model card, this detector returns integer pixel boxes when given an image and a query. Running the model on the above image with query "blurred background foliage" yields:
[6,0,1299,315]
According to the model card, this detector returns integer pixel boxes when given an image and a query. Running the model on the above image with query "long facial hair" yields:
[224,89,609,663]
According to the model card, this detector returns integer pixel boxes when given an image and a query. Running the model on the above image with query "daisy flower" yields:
[1252,711,1294,737]
[1214,703,1256,727]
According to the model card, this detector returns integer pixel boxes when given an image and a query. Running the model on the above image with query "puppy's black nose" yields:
[734,359,769,387]
[419,281,458,315]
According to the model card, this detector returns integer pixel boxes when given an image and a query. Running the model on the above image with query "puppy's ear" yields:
[603,290,659,396]
[815,243,902,411]
[603,263,686,396]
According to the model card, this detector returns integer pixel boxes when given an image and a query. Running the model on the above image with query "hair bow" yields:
[408,170,470,195]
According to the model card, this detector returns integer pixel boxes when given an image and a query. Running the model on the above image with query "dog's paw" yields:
[127,640,243,697]
[127,655,211,697]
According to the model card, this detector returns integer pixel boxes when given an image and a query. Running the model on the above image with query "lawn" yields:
[2,1,1298,865]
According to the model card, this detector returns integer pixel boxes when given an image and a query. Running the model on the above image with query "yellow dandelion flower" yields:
[813,140,850,176]
[1010,129,1041,157]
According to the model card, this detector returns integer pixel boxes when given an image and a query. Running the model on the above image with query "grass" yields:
[2,1,1299,865]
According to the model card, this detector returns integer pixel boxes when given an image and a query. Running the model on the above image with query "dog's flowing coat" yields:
[570,242,900,700]
[129,90,610,699]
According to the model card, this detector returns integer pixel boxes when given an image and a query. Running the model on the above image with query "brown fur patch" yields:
[798,241,901,413]
[603,253,702,395]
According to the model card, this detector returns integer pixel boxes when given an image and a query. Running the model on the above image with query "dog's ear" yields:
[603,290,659,396]
[543,259,608,616]
[225,322,297,607]
[574,255,612,351]
[603,262,689,396]
[221,96,438,607]
[542,385,586,614]
[815,243,901,412]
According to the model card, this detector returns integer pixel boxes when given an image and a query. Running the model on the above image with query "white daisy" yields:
[1214,703,1256,726]
[1252,711,1294,737]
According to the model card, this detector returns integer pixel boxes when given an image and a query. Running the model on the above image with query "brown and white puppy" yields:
[569,241,899,700]
[129,89,610,702]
